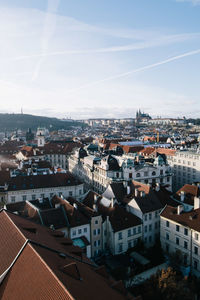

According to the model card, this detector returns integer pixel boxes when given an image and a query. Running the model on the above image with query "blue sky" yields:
[0,0,200,119]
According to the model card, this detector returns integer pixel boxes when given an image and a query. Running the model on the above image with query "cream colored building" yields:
[160,199,200,276]
[168,150,200,191]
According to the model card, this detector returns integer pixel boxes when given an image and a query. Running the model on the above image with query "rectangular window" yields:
[95,220,98,225]
[166,233,169,240]
[72,230,76,236]
[128,229,131,237]
[138,226,141,233]
[149,224,152,231]
[118,232,122,240]
[22,195,27,201]
[144,214,147,221]
[184,228,188,236]
[93,229,97,236]
[184,241,188,249]
[194,260,198,270]
[78,229,82,234]
[98,240,100,246]
[195,233,199,241]
[98,228,100,235]
[133,228,136,235]
[84,228,87,233]
[149,213,152,220]
[118,243,123,253]
[166,221,169,227]
[176,225,180,232]
[32,194,36,200]
[176,237,179,245]
[144,225,147,233]
[194,246,198,255]
[11,196,15,203]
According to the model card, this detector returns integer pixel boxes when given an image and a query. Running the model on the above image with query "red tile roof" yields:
[0,210,134,300]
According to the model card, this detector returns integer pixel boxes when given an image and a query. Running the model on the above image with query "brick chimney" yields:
[177,205,184,215]
[194,197,200,210]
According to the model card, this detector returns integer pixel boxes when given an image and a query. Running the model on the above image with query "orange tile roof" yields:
[0,210,134,300]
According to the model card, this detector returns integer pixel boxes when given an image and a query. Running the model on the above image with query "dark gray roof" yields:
[133,191,163,213]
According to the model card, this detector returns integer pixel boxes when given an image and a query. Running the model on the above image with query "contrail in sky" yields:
[32,0,60,81]
[2,33,200,62]
[66,48,200,93]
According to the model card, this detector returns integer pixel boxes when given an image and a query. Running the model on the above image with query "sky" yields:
[0,0,200,119]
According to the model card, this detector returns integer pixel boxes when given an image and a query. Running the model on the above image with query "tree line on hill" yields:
[0,114,86,131]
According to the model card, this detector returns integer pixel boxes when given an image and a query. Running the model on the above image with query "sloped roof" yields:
[40,207,68,229]
[109,205,142,232]
[161,206,200,232]
[110,182,127,202]
[7,172,82,191]
[0,243,73,300]
[51,196,89,227]
[175,184,200,205]
[0,209,134,300]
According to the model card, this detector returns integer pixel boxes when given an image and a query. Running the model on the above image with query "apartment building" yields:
[160,199,200,277]
[168,150,200,191]
[3,172,84,203]
[68,148,173,194]
[102,205,142,255]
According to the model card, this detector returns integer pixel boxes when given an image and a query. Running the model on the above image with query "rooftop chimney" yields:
[140,191,145,197]
[123,181,128,188]
[155,183,160,192]
[109,198,114,208]
[180,191,185,202]
[93,204,97,212]
[73,203,77,209]
[177,205,184,215]
[194,197,200,210]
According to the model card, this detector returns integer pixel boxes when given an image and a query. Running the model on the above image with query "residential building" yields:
[168,150,200,191]
[3,172,84,204]
[102,205,142,255]
[68,149,173,194]
[160,200,200,277]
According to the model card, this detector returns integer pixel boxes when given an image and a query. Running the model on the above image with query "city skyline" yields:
[0,0,200,118]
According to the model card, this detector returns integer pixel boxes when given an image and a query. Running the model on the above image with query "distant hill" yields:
[0,113,85,131]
